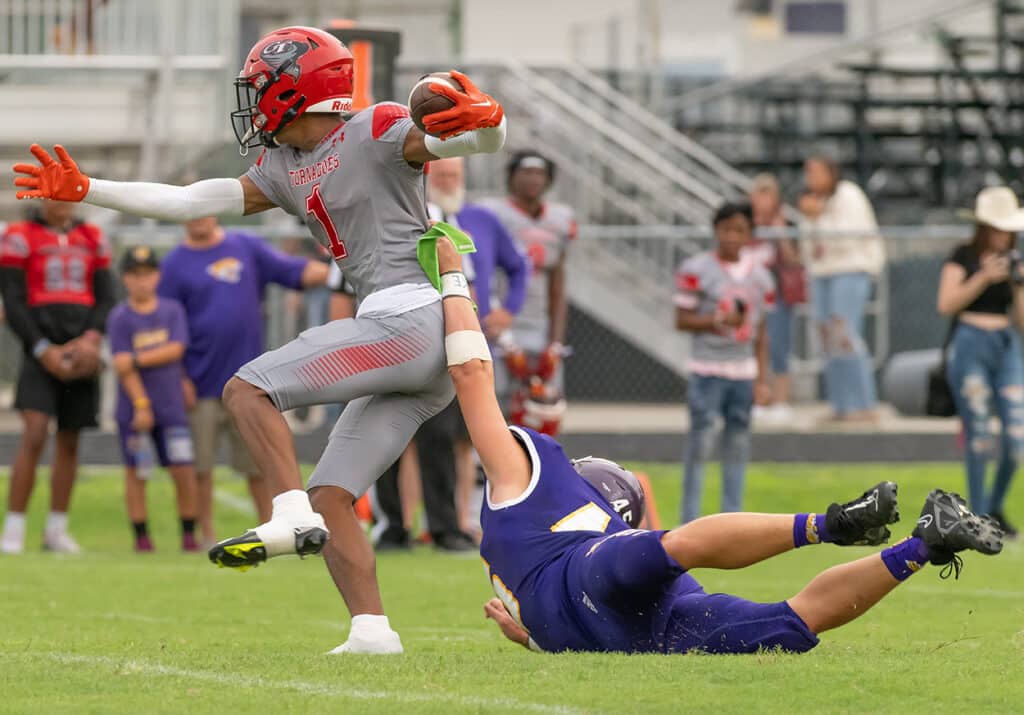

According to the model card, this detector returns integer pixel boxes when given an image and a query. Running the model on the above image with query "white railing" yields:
[0,0,237,68]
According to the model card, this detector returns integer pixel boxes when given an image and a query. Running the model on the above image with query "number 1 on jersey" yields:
[305,183,348,259]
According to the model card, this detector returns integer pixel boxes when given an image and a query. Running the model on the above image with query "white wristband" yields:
[445,330,492,366]
[441,271,471,300]
[424,116,507,158]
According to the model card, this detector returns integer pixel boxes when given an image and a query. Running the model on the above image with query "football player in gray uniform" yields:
[12,26,506,654]
[480,153,576,421]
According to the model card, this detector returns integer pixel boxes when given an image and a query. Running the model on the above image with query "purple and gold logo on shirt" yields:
[206,257,243,284]
[132,328,169,351]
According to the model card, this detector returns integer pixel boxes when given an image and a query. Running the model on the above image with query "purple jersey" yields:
[157,231,306,398]
[246,102,434,315]
[453,204,528,321]
[106,298,189,426]
[485,429,821,655]
[481,427,690,653]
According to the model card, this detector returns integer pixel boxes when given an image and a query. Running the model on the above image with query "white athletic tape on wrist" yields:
[445,330,492,366]
[441,271,471,300]
[424,116,507,158]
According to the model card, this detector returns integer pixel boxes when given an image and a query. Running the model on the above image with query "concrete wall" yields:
[239,0,1000,75]
[458,0,997,75]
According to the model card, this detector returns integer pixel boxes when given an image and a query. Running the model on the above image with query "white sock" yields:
[3,512,27,537]
[350,614,394,635]
[46,511,68,533]
[271,489,314,519]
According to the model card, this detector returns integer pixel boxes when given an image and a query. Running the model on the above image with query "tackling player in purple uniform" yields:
[12,26,506,654]
[432,235,1005,656]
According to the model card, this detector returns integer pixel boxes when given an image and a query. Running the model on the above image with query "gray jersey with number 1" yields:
[246,102,429,306]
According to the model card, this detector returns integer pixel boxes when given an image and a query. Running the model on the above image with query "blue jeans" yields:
[767,299,794,375]
[682,375,753,523]
[305,285,331,330]
[946,323,1024,514]
[811,272,877,415]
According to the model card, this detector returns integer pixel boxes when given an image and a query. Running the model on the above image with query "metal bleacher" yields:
[663,0,1024,223]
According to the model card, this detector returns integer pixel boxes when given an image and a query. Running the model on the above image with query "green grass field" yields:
[1,462,1022,714]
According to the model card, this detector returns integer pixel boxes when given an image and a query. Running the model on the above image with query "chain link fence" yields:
[567,224,971,403]
[0,221,975,420]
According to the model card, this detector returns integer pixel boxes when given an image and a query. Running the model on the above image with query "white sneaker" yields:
[328,629,404,655]
[42,529,82,554]
[328,614,404,655]
[1,531,24,554]
[207,512,328,570]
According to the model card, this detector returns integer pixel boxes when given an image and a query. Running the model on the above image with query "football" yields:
[407,71,461,134]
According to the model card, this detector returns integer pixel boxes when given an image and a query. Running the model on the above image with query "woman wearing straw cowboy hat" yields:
[937,186,1024,538]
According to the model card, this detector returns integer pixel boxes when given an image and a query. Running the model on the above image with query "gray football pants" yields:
[235,301,454,498]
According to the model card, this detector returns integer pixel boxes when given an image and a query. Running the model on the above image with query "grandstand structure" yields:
[0,0,1011,401]
[664,0,1024,223]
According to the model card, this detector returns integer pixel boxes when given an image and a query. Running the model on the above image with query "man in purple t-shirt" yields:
[107,246,198,552]
[158,217,328,545]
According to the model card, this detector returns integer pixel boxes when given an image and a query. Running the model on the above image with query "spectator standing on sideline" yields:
[748,174,803,421]
[675,203,774,524]
[373,157,529,550]
[799,156,885,422]
[107,246,199,552]
[158,217,328,546]
[480,153,574,412]
[937,186,1024,538]
[0,201,113,553]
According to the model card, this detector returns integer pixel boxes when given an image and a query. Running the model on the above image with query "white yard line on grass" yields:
[6,652,587,715]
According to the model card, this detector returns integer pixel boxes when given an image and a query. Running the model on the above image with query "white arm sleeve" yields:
[424,116,507,159]
[85,178,246,221]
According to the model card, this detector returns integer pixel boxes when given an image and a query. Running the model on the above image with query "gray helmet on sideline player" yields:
[572,457,646,529]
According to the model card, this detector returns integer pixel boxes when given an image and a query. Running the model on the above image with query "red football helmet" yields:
[232,26,354,152]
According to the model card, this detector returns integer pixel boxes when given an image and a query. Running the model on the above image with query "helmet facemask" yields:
[231,67,306,155]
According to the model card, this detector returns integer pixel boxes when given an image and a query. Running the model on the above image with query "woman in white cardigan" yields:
[799,156,886,421]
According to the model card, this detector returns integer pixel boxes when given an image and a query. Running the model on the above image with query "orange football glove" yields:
[13,144,90,202]
[536,344,562,382]
[504,349,530,381]
[424,70,504,140]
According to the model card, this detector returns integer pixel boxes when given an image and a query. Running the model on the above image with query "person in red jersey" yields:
[0,200,114,554]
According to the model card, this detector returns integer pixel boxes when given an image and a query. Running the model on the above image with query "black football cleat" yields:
[208,525,328,571]
[912,489,1004,579]
[825,480,900,546]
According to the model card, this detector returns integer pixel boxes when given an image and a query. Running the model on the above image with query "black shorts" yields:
[14,355,99,431]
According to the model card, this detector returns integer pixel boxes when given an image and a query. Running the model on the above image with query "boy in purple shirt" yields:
[107,246,199,552]
[157,217,328,544]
